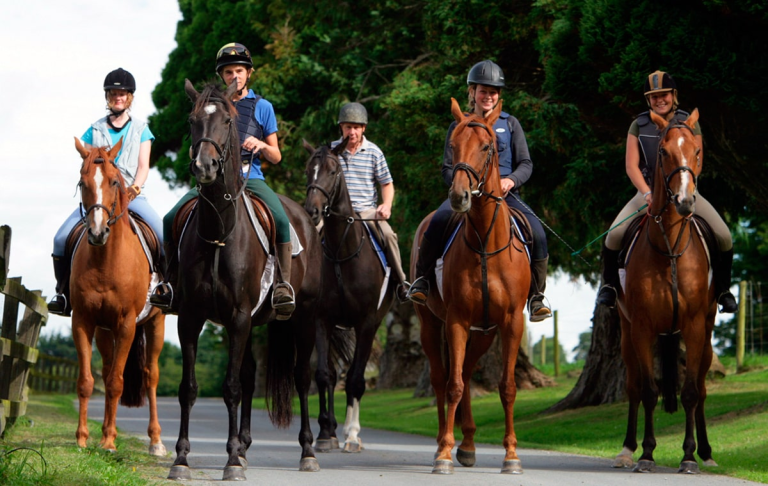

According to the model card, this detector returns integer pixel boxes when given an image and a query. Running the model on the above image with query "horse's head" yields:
[303,138,348,225]
[448,97,501,213]
[185,79,240,185]
[75,137,127,246]
[650,108,702,217]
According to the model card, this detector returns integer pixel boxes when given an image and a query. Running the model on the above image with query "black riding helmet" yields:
[467,60,506,88]
[216,43,253,73]
[103,68,136,93]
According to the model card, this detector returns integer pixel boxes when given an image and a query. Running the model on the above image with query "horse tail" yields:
[659,332,680,414]
[330,326,354,368]
[266,321,295,428]
[120,325,147,407]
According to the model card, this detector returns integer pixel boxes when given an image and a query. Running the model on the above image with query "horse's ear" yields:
[224,79,239,101]
[685,108,699,129]
[450,97,463,123]
[649,110,668,130]
[74,137,89,159]
[302,139,316,155]
[109,138,123,161]
[333,137,349,156]
[486,99,502,126]
[184,78,199,103]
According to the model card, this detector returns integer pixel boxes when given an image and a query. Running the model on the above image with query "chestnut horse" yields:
[613,108,718,474]
[168,81,322,481]
[303,140,395,453]
[70,138,166,456]
[412,98,531,474]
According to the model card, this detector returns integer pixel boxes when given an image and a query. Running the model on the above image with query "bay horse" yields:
[168,80,322,481]
[303,140,395,453]
[412,98,531,474]
[70,138,166,456]
[613,108,718,474]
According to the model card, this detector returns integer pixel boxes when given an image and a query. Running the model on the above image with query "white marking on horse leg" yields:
[343,399,361,443]
[93,166,105,229]
[204,104,217,115]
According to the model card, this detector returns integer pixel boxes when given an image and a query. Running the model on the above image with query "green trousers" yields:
[163,178,291,244]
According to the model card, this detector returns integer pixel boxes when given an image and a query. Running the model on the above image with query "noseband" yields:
[452,121,496,196]
[80,157,126,227]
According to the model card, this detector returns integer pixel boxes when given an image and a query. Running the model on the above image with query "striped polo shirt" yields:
[331,136,393,212]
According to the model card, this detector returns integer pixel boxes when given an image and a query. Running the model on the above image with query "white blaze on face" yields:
[204,104,217,115]
[676,135,691,198]
[312,163,320,183]
[93,166,105,229]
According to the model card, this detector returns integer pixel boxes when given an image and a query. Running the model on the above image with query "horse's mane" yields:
[192,83,239,120]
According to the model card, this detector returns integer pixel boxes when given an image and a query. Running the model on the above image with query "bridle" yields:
[305,151,344,221]
[80,157,126,227]
[452,121,495,197]
[649,122,699,219]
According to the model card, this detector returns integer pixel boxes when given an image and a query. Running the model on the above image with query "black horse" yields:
[303,141,396,452]
[168,80,322,481]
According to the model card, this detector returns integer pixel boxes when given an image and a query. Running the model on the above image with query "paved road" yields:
[86,397,761,485]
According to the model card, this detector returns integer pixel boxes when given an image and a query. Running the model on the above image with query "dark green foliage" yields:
[572,330,592,362]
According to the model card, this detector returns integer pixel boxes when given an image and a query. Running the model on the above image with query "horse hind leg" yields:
[293,316,320,472]
[418,308,450,471]
[314,319,337,452]
[237,337,256,469]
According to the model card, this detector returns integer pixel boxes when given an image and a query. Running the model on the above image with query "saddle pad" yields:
[362,223,387,271]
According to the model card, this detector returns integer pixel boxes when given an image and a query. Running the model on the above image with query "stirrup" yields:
[272,282,296,320]
[149,282,174,310]
[717,291,738,314]
[528,294,552,322]
[47,294,70,317]
[396,281,412,304]
[406,276,430,305]
[596,285,617,308]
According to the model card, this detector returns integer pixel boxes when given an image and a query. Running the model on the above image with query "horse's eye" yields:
[660,148,668,157]
[483,144,491,151]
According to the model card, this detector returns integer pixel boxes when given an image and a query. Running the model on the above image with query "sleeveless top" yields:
[635,109,693,186]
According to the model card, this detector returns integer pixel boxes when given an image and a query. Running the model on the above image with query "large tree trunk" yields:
[546,304,626,413]
[378,302,427,389]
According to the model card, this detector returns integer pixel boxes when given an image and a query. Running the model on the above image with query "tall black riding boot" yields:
[273,242,296,320]
[150,241,178,313]
[47,254,71,316]
[596,244,621,308]
[528,257,552,322]
[406,235,441,305]
[715,248,738,313]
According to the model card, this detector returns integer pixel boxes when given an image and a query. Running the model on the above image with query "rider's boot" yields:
[596,244,621,308]
[149,241,178,314]
[528,257,552,322]
[273,242,296,320]
[406,235,441,305]
[715,248,738,313]
[47,254,71,317]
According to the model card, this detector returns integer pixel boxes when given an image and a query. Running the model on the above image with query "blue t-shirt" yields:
[241,90,278,180]
[81,121,155,164]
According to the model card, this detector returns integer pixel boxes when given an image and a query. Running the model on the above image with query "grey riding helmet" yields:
[467,60,505,88]
[337,102,368,125]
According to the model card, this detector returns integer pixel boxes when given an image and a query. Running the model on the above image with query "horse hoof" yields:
[633,459,656,473]
[432,459,454,474]
[456,448,476,467]
[331,437,340,449]
[702,458,718,467]
[315,439,333,452]
[501,459,523,474]
[238,455,248,469]
[678,461,700,474]
[168,465,192,481]
[222,465,246,481]
[612,454,634,468]
[149,443,167,457]
[300,457,321,472]
[342,440,363,453]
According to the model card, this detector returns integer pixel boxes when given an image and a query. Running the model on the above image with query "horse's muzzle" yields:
[449,187,471,213]
[87,226,110,246]
[674,194,696,217]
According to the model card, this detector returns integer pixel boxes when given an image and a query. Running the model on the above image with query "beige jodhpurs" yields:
[358,208,408,284]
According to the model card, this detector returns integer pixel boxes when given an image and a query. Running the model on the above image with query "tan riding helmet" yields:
[643,70,678,109]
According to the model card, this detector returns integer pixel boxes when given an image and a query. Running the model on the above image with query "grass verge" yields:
[0,393,167,486]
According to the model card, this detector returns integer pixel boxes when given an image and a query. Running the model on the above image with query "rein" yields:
[647,122,699,334]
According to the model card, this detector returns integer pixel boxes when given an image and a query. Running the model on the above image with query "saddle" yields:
[440,206,534,258]
[619,214,716,270]
[65,212,162,274]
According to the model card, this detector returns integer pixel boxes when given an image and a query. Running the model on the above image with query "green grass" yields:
[0,394,168,486]
[255,362,768,484]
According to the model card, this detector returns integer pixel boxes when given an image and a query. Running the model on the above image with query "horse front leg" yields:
[144,313,167,456]
[636,340,659,473]
[221,315,252,481]
[72,318,96,448]
[168,312,205,481]
[314,318,337,452]
[456,329,496,468]
[294,318,320,471]
[497,313,524,474]
[677,327,710,474]
[342,318,378,453]
[237,330,255,469]
[100,320,137,452]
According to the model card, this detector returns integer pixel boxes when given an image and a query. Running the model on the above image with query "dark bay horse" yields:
[303,140,395,453]
[70,138,166,456]
[613,108,718,474]
[412,99,531,474]
[168,80,322,481]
